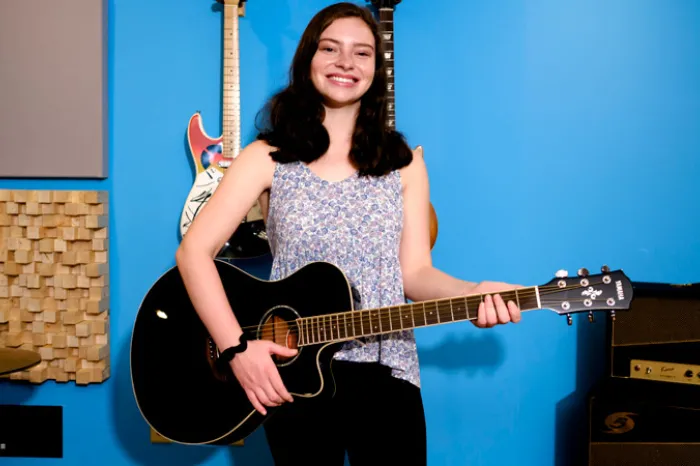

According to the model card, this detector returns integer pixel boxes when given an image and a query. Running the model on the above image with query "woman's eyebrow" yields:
[319,37,375,50]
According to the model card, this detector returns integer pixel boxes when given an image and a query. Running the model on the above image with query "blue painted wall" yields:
[2,1,699,465]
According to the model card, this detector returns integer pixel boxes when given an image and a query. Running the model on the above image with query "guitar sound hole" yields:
[259,305,300,367]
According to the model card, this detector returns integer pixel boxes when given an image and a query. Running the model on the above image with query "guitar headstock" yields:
[369,0,401,9]
[539,265,634,325]
[217,0,246,5]
[215,0,246,15]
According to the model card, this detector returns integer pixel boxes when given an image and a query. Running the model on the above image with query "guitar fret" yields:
[361,309,370,336]
[468,296,482,321]
[299,319,304,346]
[326,315,333,342]
[413,303,426,327]
[452,298,467,321]
[425,301,438,325]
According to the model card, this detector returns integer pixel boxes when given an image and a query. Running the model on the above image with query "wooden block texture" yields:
[0,189,110,385]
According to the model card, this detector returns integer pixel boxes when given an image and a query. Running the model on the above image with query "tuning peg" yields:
[601,265,610,273]
[555,269,568,278]
[588,311,595,323]
[567,314,573,325]
[578,268,589,277]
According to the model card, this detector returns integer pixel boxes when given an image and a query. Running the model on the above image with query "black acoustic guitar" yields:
[130,260,633,445]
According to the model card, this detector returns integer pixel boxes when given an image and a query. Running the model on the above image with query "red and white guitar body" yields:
[180,112,228,236]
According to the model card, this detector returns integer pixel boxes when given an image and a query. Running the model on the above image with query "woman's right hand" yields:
[230,339,298,415]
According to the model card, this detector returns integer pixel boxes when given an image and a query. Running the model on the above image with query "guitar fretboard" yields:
[298,287,541,346]
[222,5,241,160]
[379,8,395,130]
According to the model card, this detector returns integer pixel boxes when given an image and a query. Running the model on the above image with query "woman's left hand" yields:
[469,281,523,328]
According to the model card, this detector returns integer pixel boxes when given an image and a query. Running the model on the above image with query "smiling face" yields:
[310,17,377,109]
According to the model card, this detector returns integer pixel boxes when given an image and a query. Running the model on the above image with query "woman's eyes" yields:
[319,46,371,57]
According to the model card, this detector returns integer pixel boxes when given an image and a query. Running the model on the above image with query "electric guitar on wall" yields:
[369,0,439,249]
[130,261,633,445]
[179,0,269,259]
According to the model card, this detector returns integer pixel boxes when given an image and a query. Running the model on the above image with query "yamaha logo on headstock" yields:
[616,280,626,301]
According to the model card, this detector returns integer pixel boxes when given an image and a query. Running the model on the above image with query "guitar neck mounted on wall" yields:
[368,0,439,250]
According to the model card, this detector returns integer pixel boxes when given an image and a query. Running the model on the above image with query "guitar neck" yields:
[379,8,396,130]
[222,4,241,160]
[298,287,542,346]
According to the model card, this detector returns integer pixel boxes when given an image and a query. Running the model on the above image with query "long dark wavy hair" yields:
[255,2,413,177]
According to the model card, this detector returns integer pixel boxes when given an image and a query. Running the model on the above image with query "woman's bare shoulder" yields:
[398,146,428,190]
[235,139,278,189]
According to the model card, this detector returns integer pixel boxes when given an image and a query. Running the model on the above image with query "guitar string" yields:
[275,296,612,345]
[292,298,616,347]
[235,280,621,337]
[242,282,617,336]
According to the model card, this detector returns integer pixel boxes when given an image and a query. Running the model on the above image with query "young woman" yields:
[175,2,522,465]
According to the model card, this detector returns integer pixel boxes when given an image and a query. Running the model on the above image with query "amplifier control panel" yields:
[630,359,700,386]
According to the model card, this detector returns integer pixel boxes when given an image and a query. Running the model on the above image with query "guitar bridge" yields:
[206,337,232,383]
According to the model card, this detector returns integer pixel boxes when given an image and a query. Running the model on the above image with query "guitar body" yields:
[130,260,353,445]
[413,145,439,247]
[179,112,226,236]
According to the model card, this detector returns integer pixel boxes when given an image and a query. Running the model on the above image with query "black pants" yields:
[263,360,427,466]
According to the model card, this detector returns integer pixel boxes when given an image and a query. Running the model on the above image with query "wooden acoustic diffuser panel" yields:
[0,190,109,384]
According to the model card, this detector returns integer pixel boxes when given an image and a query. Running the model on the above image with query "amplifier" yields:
[608,281,700,386]
[588,377,700,466]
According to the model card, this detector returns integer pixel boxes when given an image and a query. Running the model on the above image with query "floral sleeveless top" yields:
[266,161,421,388]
